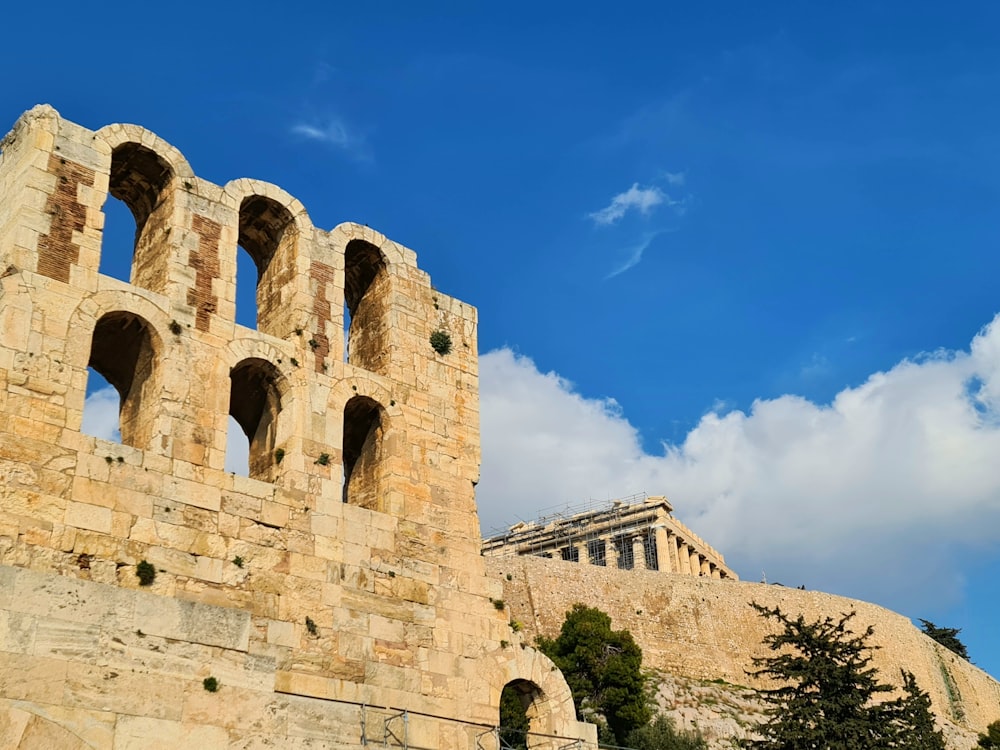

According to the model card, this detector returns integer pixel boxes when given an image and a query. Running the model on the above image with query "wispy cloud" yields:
[291,117,369,159]
[663,170,686,187]
[606,230,671,279]
[589,183,668,226]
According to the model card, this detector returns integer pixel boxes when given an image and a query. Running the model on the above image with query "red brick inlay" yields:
[310,260,335,372]
[37,154,96,283]
[187,215,221,332]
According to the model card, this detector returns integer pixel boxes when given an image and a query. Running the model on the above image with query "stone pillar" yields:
[701,558,712,577]
[632,535,647,570]
[613,536,633,569]
[711,564,722,580]
[689,548,701,577]
[669,534,682,574]
[653,525,670,572]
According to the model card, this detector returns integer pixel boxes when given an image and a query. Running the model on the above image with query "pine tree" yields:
[918,620,970,661]
[886,670,945,750]
[742,603,894,750]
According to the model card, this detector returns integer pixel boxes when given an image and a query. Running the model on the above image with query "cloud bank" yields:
[81,315,1000,612]
[477,317,1000,613]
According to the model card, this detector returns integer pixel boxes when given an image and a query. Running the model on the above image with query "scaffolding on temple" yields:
[481,493,736,580]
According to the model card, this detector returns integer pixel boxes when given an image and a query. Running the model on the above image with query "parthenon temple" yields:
[481,494,737,580]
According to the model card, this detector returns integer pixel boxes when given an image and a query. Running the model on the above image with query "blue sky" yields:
[7,2,1000,680]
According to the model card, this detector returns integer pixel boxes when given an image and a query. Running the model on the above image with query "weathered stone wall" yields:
[0,105,592,749]
[490,555,1000,749]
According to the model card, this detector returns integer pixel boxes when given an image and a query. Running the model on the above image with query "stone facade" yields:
[482,495,735,580]
[0,106,593,749]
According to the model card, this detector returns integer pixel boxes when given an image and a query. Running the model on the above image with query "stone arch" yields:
[93,125,192,294]
[343,237,390,374]
[220,337,299,479]
[66,289,172,447]
[481,646,584,744]
[340,394,388,510]
[223,179,314,338]
[229,358,285,481]
[330,378,402,511]
[86,311,161,450]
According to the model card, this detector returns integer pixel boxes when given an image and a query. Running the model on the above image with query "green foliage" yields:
[135,560,156,586]
[744,603,944,750]
[537,603,651,745]
[305,616,318,636]
[315,453,330,466]
[884,670,945,750]
[232,556,244,568]
[430,329,452,355]
[202,676,219,692]
[919,619,970,661]
[499,685,530,750]
[624,713,707,750]
[979,719,1000,749]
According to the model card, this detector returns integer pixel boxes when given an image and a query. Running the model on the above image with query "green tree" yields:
[886,670,945,750]
[742,603,895,750]
[624,713,707,750]
[978,719,1000,749]
[918,620,970,661]
[498,684,530,750]
[537,603,652,745]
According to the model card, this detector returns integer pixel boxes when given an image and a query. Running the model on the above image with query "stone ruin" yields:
[482,494,735,580]
[0,105,594,749]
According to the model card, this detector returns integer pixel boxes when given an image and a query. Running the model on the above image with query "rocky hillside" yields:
[489,556,1000,749]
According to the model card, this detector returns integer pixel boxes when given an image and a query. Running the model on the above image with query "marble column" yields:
[689,548,701,577]
[632,535,647,570]
[652,525,670,572]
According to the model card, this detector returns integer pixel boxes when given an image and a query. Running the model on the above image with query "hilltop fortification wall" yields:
[490,555,1000,748]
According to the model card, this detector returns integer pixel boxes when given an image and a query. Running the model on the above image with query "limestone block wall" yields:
[0,105,593,749]
[490,555,1000,748]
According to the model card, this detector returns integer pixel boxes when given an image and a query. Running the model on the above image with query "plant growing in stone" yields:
[202,676,219,692]
[430,329,452,355]
[136,560,156,586]
[305,616,318,636]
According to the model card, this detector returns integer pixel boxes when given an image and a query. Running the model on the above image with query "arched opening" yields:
[83,312,157,448]
[101,143,173,285]
[342,395,386,509]
[228,359,282,481]
[238,196,295,335]
[344,239,389,373]
[500,679,547,749]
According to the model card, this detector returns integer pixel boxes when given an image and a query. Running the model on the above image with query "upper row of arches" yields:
[96,128,403,353]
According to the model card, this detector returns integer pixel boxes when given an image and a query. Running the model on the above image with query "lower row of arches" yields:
[82,310,390,507]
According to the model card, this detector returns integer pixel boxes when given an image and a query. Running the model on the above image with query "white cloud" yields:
[291,118,368,158]
[663,170,686,187]
[589,183,668,226]
[82,387,121,442]
[477,317,1000,612]
[606,231,669,279]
